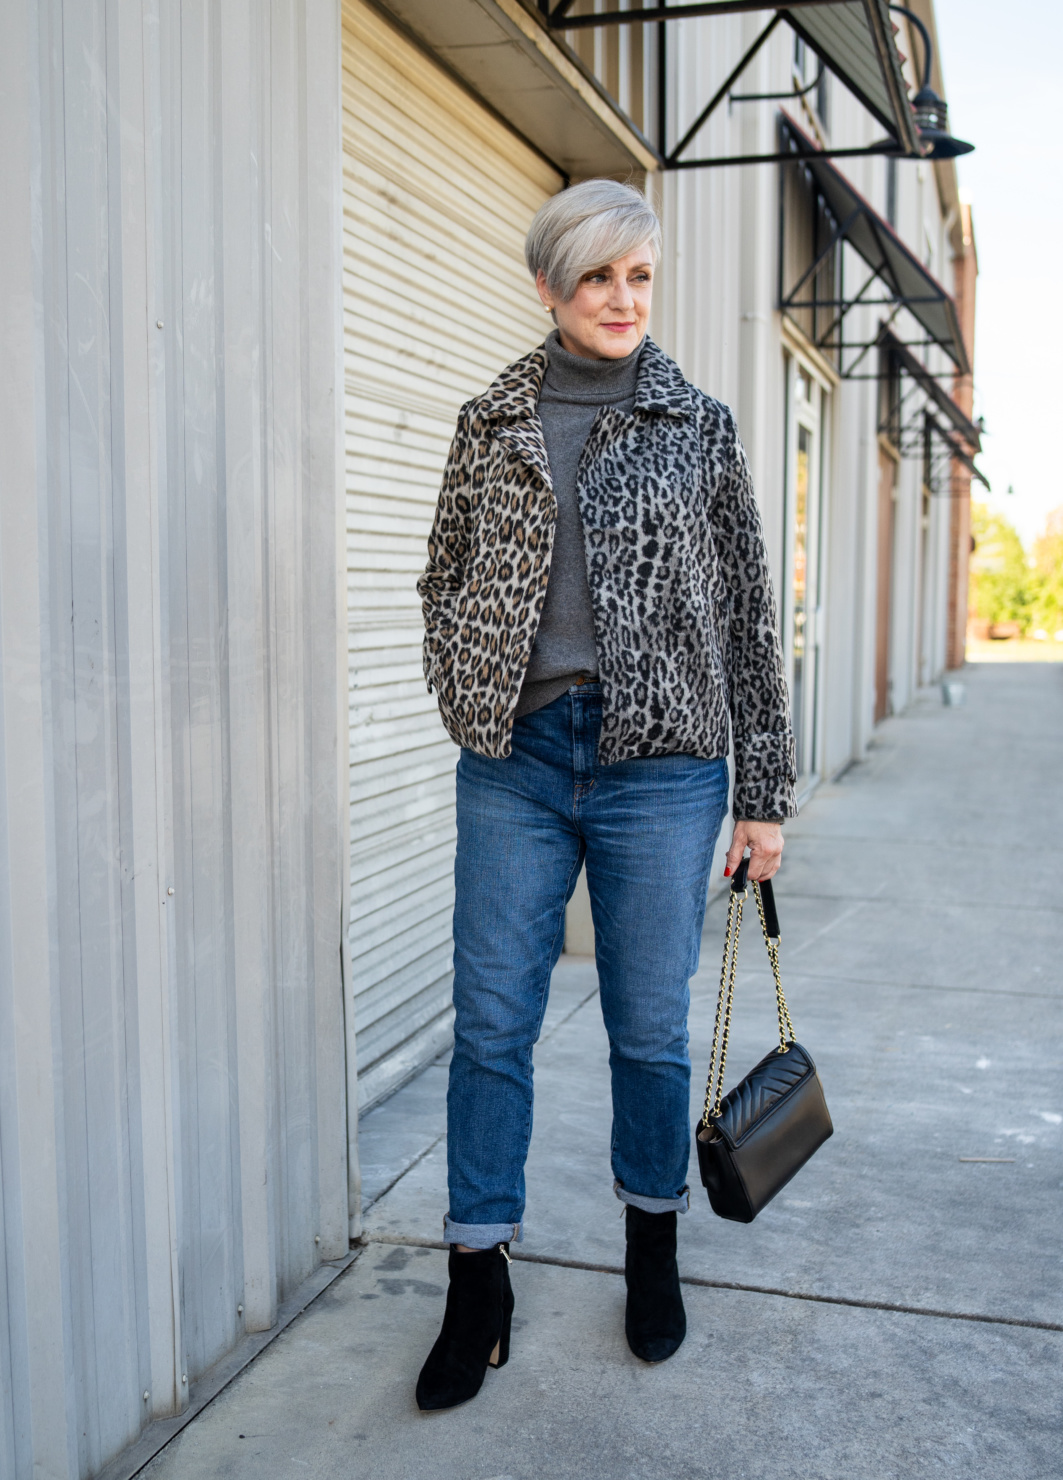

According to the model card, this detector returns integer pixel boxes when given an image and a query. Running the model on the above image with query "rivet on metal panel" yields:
[314,1235,320,1244]
[156,320,164,329]
[182,1374,187,1384]
[143,1391,149,1402]
[167,887,174,895]
[237,1304,243,1315]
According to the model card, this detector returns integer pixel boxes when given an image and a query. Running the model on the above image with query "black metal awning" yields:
[887,408,989,496]
[879,357,988,495]
[539,0,921,164]
[880,329,980,448]
[788,2,914,146]
[779,115,969,372]
[926,415,990,491]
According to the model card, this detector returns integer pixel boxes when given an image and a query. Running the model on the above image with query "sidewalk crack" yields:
[358,1233,1063,1334]
[361,1133,446,1214]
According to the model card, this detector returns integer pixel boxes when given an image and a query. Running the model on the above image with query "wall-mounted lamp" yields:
[890,5,974,159]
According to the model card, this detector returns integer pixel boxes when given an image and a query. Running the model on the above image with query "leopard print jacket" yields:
[417,337,797,820]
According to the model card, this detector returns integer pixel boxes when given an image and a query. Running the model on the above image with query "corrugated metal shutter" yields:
[341,0,562,1111]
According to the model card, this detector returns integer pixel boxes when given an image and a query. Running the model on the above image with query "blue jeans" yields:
[444,683,730,1248]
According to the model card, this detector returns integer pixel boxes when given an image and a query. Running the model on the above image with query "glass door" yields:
[784,359,825,783]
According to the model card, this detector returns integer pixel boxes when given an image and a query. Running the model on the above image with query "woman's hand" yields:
[724,820,783,883]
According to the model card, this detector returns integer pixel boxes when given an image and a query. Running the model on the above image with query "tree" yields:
[968,503,1035,631]
[1029,507,1063,638]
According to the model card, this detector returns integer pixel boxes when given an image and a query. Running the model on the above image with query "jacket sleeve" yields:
[416,404,474,689]
[708,407,797,821]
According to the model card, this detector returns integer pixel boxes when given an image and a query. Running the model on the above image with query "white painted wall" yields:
[0,3,347,1475]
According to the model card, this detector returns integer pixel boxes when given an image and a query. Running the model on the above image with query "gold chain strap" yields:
[702,887,744,1123]
[700,880,795,1127]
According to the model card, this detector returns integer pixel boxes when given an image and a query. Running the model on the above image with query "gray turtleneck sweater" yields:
[515,330,645,719]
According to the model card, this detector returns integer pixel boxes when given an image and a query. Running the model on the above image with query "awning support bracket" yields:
[666,15,781,165]
[780,206,861,307]
[819,269,887,359]
[543,0,889,30]
[843,302,903,378]
[536,0,921,165]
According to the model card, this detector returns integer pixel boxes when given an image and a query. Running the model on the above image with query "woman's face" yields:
[536,246,654,360]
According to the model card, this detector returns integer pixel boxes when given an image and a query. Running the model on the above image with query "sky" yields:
[932,0,1063,546]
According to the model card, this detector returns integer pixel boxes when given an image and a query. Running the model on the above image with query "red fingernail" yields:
[724,867,732,877]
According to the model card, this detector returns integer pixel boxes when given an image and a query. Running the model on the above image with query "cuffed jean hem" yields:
[443,1215,523,1248]
[614,1180,690,1215]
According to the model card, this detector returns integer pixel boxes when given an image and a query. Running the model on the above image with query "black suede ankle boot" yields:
[415,1245,514,1411]
[624,1206,686,1363]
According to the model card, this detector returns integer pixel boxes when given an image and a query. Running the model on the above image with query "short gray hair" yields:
[525,179,662,303]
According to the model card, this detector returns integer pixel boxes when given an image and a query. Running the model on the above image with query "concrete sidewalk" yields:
[143,663,1063,1480]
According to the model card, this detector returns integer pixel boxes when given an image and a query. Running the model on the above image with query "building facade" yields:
[0,3,979,1476]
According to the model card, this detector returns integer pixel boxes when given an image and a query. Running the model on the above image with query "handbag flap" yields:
[711,1041,817,1149]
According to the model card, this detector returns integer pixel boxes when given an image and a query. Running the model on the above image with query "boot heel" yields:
[489,1257,514,1368]
[488,1301,512,1369]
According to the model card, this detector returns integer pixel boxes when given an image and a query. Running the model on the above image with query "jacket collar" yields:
[632,337,695,418]
[477,336,693,424]
[478,343,547,425]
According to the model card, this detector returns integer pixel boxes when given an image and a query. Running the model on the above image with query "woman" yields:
[415,179,795,1410]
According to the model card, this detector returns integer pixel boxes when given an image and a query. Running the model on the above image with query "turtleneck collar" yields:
[540,329,646,405]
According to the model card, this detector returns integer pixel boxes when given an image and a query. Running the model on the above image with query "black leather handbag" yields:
[696,859,832,1223]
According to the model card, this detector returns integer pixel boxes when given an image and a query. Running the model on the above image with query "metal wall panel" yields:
[341,0,562,1111]
[0,2,347,1475]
